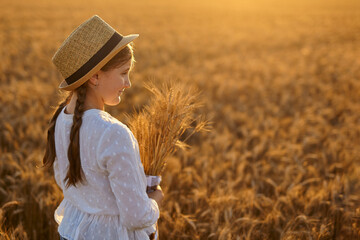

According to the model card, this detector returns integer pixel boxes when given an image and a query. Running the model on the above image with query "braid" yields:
[65,83,87,188]
[43,92,73,167]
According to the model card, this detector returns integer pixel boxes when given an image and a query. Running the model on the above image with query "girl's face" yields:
[97,60,132,106]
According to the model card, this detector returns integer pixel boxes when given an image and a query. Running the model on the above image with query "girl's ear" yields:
[89,72,100,86]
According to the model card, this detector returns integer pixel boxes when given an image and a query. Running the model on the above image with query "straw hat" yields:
[52,15,139,91]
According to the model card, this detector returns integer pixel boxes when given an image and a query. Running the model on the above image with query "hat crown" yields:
[52,15,121,79]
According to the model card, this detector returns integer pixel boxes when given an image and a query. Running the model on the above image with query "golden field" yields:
[1,0,360,239]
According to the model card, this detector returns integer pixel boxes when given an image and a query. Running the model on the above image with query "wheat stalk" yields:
[127,81,209,176]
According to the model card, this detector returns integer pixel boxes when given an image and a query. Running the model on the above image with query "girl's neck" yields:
[65,90,104,114]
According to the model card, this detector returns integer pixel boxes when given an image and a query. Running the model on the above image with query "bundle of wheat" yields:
[127,81,209,192]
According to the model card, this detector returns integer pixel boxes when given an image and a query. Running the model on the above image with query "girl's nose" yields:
[124,76,131,88]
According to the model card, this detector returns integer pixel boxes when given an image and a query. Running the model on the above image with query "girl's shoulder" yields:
[88,110,132,138]
[91,111,138,157]
[58,106,134,142]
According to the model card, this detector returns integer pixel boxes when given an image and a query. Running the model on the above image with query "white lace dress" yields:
[53,106,159,240]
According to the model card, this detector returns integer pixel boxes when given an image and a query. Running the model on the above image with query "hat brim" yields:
[58,33,139,91]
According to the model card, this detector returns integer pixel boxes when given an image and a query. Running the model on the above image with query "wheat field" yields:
[1,0,360,239]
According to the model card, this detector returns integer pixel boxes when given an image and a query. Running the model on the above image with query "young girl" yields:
[43,15,164,240]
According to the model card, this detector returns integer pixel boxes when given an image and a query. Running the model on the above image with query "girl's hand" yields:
[147,185,164,206]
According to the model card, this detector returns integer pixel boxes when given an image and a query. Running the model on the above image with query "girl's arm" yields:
[96,123,160,230]
[53,157,64,190]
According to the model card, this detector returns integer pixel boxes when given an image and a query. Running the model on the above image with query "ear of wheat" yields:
[126,81,209,185]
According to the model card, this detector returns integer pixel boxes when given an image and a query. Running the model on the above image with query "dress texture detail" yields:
[53,106,159,240]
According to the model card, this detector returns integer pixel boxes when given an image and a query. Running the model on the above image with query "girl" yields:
[43,15,164,240]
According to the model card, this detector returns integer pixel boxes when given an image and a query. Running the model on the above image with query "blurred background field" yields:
[1,0,360,239]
